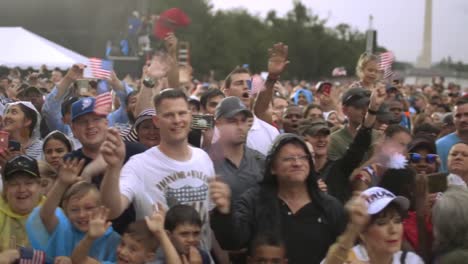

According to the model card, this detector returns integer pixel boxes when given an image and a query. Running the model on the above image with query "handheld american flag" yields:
[19,247,48,264]
[94,92,113,116]
[378,51,395,79]
[84,58,113,79]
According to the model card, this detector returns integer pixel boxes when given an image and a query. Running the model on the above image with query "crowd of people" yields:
[0,32,467,264]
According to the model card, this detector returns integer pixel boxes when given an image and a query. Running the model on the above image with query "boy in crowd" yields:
[247,233,288,264]
[71,205,181,264]
[159,204,210,264]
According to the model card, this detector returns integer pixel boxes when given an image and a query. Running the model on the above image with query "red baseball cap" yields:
[154,8,191,40]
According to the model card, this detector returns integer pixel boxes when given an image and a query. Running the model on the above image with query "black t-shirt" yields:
[64,141,148,233]
[279,199,336,264]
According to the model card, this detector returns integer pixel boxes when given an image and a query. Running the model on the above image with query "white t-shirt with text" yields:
[120,146,215,250]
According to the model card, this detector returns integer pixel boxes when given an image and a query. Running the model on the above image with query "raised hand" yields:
[164,33,178,55]
[209,177,231,214]
[64,64,85,81]
[144,203,166,237]
[268,42,290,77]
[58,158,85,186]
[108,71,124,91]
[147,53,173,79]
[345,195,370,232]
[369,83,386,111]
[100,128,126,167]
[88,206,112,240]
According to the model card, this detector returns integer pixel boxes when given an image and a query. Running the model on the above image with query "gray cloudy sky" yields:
[211,0,468,64]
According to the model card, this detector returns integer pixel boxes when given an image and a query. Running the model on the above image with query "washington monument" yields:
[417,0,432,68]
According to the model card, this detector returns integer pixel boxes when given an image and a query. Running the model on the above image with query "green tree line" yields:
[151,0,386,80]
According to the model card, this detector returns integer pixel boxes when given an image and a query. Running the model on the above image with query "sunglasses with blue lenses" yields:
[408,153,438,164]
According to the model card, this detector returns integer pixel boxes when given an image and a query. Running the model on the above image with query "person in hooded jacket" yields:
[209,133,346,264]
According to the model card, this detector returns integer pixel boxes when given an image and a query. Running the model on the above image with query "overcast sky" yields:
[211,0,468,64]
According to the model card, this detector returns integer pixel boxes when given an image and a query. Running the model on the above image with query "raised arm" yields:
[323,195,369,264]
[99,128,130,219]
[145,204,182,264]
[165,33,180,89]
[254,43,289,124]
[56,64,84,99]
[40,158,85,234]
[71,206,111,264]
[135,54,169,116]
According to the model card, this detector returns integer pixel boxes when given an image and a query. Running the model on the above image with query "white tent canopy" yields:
[0,27,88,70]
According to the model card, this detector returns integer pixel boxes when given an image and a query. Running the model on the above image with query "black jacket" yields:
[211,186,346,264]
[322,126,373,203]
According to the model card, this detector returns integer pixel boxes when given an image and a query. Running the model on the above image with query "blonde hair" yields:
[356,52,380,79]
[37,161,57,180]
[61,181,101,209]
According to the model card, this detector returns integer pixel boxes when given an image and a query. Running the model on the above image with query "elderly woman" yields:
[432,188,468,262]
[322,187,424,263]
[210,133,346,264]
[0,155,43,251]
[445,142,468,188]
[1,101,42,160]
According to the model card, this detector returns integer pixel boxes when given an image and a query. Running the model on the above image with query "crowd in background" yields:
[0,32,467,264]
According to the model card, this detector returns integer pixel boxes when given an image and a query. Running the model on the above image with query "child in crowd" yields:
[247,233,288,264]
[71,204,181,264]
[26,158,120,261]
[162,204,211,264]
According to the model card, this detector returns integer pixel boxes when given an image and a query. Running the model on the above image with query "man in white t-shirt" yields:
[100,88,215,251]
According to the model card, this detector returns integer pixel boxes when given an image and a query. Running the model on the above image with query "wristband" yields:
[367,108,378,115]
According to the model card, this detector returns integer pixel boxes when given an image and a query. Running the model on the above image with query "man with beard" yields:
[437,98,468,172]
[210,96,265,202]
[282,105,303,134]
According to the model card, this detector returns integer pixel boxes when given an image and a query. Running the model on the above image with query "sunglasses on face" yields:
[408,153,438,164]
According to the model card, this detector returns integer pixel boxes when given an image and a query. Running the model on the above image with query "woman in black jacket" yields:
[210,133,347,264]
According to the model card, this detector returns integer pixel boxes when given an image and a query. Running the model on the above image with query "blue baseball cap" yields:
[71,97,104,122]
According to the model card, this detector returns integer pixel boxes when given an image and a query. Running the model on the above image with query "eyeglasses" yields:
[408,153,438,164]
[279,155,309,163]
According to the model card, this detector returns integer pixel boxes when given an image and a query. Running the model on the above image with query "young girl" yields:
[42,130,73,171]
[26,158,120,261]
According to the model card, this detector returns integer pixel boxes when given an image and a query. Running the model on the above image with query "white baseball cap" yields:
[362,187,410,215]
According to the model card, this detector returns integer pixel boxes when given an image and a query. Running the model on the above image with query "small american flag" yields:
[19,247,46,264]
[378,51,395,79]
[94,92,113,115]
[332,67,347,77]
[85,58,113,79]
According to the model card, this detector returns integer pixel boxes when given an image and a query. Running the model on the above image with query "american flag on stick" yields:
[94,92,113,115]
[378,51,395,79]
[19,247,46,264]
[84,58,113,79]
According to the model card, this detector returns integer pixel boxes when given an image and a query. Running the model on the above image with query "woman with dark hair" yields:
[1,101,42,159]
[379,167,432,262]
[42,130,73,171]
[322,187,424,263]
[122,108,160,148]
[210,133,346,264]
